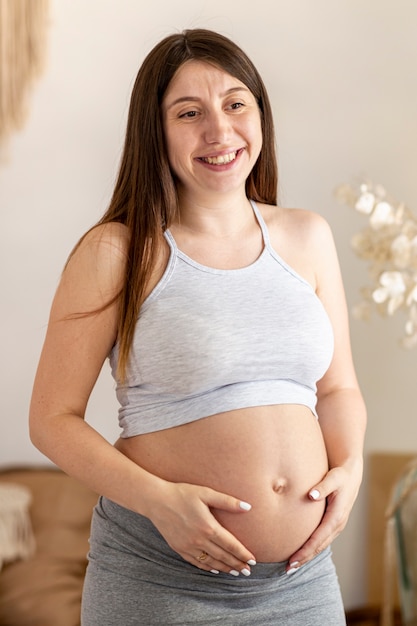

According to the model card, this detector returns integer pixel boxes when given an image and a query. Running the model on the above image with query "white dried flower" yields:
[336,181,417,348]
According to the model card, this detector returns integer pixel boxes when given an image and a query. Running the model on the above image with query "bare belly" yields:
[115,405,328,562]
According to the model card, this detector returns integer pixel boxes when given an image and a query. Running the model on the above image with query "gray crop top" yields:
[109,201,334,437]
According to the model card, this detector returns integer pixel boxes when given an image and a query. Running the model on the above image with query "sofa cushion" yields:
[0,467,97,626]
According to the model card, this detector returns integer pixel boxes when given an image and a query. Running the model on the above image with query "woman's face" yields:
[162,60,262,201]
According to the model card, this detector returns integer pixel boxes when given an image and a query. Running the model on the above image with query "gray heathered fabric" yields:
[109,200,334,437]
[81,497,346,625]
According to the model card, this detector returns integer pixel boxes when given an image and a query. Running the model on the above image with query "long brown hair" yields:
[79,28,278,380]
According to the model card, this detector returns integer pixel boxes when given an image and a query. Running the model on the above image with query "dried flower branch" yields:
[335,181,417,348]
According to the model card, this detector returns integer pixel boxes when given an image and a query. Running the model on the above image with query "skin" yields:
[29,60,366,579]
[162,60,263,206]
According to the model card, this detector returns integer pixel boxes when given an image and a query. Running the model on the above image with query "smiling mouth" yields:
[199,150,239,165]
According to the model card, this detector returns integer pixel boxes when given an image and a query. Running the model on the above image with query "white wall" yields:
[1,0,416,610]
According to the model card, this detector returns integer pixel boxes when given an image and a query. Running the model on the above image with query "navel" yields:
[271,477,288,494]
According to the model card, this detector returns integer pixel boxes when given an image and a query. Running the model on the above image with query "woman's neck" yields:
[174,190,254,239]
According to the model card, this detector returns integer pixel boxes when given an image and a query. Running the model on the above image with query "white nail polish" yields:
[247,559,256,566]
[229,569,240,576]
[309,489,320,500]
[287,560,300,575]
[241,568,251,576]
[210,569,219,574]
[239,501,252,511]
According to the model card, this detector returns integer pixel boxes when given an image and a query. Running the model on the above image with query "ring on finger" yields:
[197,551,209,562]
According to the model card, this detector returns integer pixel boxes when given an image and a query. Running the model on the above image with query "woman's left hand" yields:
[285,463,362,574]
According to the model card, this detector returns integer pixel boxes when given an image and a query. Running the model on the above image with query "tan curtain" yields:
[0,0,49,145]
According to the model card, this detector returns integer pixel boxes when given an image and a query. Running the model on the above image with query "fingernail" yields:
[247,559,256,566]
[229,569,240,576]
[239,501,252,511]
[210,569,219,574]
[309,489,320,500]
[286,561,300,575]
[287,566,299,575]
[241,568,251,576]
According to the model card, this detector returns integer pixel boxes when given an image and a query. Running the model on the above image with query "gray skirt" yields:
[81,497,346,626]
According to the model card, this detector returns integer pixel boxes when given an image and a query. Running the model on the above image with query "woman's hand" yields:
[146,481,256,576]
[285,463,362,574]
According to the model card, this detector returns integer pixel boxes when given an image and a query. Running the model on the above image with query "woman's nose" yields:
[203,111,231,143]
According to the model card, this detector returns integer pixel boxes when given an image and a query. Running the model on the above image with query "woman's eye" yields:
[180,110,198,119]
[229,102,244,110]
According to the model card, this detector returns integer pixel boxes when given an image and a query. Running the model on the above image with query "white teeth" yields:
[203,151,237,165]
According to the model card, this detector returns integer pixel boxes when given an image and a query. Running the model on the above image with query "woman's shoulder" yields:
[256,202,332,243]
[255,203,337,289]
[63,221,129,294]
[70,221,130,267]
[81,221,130,254]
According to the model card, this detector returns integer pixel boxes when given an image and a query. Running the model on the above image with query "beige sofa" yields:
[0,466,97,626]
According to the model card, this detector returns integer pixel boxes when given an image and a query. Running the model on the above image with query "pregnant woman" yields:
[30,28,366,625]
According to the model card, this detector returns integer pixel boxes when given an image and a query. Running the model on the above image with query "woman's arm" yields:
[29,224,255,575]
[285,213,367,572]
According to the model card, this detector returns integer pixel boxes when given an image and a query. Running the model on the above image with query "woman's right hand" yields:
[146,481,256,576]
